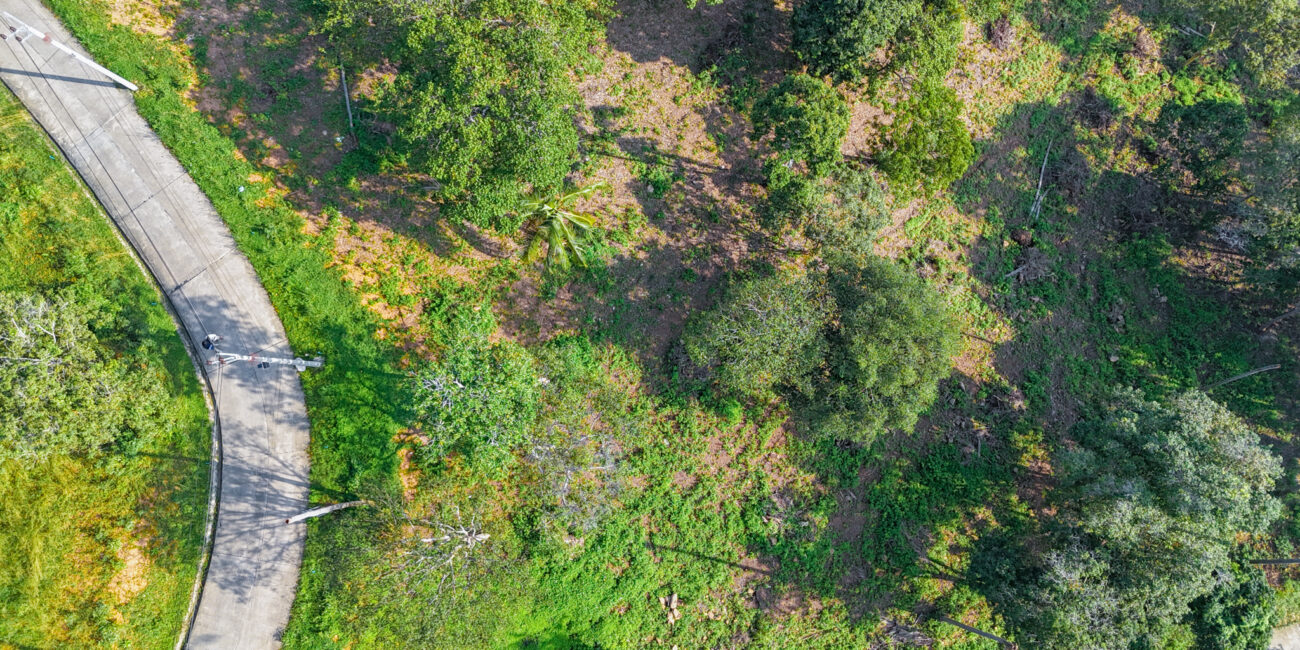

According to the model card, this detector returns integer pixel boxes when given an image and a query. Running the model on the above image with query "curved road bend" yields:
[0,2,309,647]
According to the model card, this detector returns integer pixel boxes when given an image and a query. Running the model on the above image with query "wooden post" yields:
[340,66,355,136]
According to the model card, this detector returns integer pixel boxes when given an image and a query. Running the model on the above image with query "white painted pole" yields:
[1,11,139,92]
[286,500,369,524]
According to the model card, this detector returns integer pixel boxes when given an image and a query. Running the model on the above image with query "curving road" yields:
[0,2,309,647]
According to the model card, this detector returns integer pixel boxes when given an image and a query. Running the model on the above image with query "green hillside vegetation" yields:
[37,0,1300,646]
[0,89,209,647]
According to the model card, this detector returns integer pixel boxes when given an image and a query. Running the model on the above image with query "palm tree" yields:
[520,183,606,272]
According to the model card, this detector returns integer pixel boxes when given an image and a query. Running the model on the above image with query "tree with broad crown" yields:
[317,0,606,231]
[683,269,833,399]
[792,0,922,81]
[0,292,171,463]
[973,389,1283,649]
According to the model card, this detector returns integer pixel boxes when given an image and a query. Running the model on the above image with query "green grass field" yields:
[0,88,209,648]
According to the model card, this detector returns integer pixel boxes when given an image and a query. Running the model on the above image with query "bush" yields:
[753,74,850,229]
[809,257,960,442]
[792,0,922,81]
[683,269,833,398]
[412,337,541,472]
[803,165,891,264]
[878,81,974,189]
[752,74,850,177]
[1152,97,1248,196]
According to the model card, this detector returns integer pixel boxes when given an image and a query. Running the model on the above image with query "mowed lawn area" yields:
[0,87,210,648]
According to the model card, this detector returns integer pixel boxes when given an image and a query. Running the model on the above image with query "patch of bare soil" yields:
[105,540,150,605]
[499,0,795,371]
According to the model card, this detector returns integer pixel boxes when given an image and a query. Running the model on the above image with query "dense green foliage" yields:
[413,338,540,472]
[0,90,208,647]
[976,390,1282,648]
[1063,390,1281,540]
[752,74,850,178]
[1189,562,1277,650]
[876,0,965,87]
[792,0,921,80]
[809,257,961,441]
[803,165,891,263]
[687,256,958,444]
[0,293,172,463]
[752,74,850,227]
[878,82,975,189]
[1153,97,1249,196]
[1166,0,1300,90]
[683,268,832,397]
[318,0,606,230]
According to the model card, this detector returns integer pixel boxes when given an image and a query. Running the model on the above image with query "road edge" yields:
[0,76,223,650]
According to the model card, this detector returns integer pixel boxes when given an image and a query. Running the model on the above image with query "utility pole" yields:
[201,334,323,372]
[1,11,138,92]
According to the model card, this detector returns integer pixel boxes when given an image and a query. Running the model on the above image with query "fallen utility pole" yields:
[207,350,323,372]
[1204,364,1282,390]
[201,334,323,372]
[1,12,138,92]
[286,500,369,524]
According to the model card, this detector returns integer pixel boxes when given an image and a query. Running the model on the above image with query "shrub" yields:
[752,74,850,177]
[753,74,850,229]
[792,0,922,81]
[878,81,974,189]
[412,337,541,472]
[1152,97,1248,196]
[683,269,833,398]
[803,165,891,263]
[809,257,960,442]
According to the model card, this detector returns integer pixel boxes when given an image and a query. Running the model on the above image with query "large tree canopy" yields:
[319,0,606,230]
[0,292,171,463]
[809,257,960,441]
[975,389,1283,649]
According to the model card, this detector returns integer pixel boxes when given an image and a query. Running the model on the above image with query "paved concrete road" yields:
[0,3,309,647]
[1275,624,1300,650]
